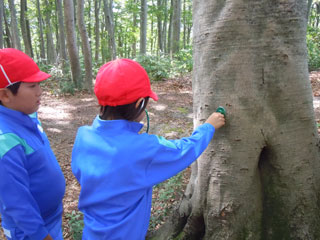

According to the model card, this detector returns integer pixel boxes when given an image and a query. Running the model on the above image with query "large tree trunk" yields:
[64,0,82,87]
[150,0,320,239]
[77,0,93,92]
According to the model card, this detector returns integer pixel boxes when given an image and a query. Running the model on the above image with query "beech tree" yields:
[150,0,320,239]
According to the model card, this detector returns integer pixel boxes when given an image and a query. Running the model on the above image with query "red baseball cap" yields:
[0,48,51,88]
[94,58,158,106]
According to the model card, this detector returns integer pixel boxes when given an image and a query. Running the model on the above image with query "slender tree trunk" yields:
[157,0,163,53]
[103,0,116,60]
[182,0,186,49]
[150,0,320,239]
[8,0,21,50]
[3,4,12,48]
[57,0,68,65]
[44,0,57,63]
[167,0,173,55]
[131,0,137,58]
[94,0,101,62]
[171,0,181,54]
[163,0,168,54]
[77,0,93,92]
[64,0,82,87]
[140,0,147,55]
[307,0,313,20]
[36,0,46,61]
[20,0,33,56]
[0,0,4,48]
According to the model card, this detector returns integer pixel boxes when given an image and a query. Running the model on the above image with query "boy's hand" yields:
[205,112,226,129]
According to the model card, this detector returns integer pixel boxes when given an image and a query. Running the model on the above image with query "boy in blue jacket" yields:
[71,58,225,240]
[0,48,66,240]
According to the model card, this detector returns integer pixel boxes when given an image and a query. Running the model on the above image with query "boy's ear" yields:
[0,88,11,104]
[135,98,145,109]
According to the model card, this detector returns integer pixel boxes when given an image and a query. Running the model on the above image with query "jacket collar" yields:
[0,105,37,129]
[92,115,144,133]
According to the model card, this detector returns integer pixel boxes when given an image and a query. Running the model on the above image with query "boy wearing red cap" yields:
[71,58,225,240]
[0,48,65,240]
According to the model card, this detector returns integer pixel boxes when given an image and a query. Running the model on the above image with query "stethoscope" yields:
[139,98,150,133]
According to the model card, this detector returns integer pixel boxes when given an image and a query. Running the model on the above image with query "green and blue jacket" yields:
[0,105,65,240]
[72,116,215,240]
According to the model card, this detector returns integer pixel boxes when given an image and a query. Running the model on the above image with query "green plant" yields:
[66,210,84,240]
[172,47,193,75]
[135,55,171,81]
[307,25,320,71]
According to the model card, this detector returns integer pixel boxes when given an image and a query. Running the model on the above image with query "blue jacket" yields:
[0,105,65,240]
[72,116,215,240]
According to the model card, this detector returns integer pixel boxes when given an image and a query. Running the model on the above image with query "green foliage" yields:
[135,48,193,81]
[172,47,193,74]
[150,172,185,229]
[307,25,320,71]
[66,210,84,240]
[135,55,171,81]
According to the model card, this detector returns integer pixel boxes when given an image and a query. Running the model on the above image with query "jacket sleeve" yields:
[0,145,49,240]
[145,123,215,186]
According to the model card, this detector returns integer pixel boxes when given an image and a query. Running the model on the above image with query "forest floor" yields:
[0,71,320,239]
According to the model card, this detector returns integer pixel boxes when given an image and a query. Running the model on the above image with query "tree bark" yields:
[64,0,82,87]
[103,0,117,60]
[150,0,320,239]
[8,0,21,50]
[140,0,147,55]
[77,0,93,92]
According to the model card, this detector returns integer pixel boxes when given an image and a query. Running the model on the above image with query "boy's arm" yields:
[0,145,49,240]
[145,123,215,186]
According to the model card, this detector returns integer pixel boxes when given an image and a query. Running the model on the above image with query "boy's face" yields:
[3,82,43,114]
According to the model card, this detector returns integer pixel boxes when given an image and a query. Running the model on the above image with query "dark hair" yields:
[99,97,149,121]
[0,82,21,105]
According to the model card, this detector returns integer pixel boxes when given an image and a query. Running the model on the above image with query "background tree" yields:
[20,0,33,57]
[44,0,57,63]
[104,0,117,59]
[56,0,68,66]
[36,0,46,60]
[64,0,82,87]
[0,0,4,48]
[77,0,93,91]
[150,0,320,239]
[171,0,180,55]
[8,0,21,50]
[140,0,147,55]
